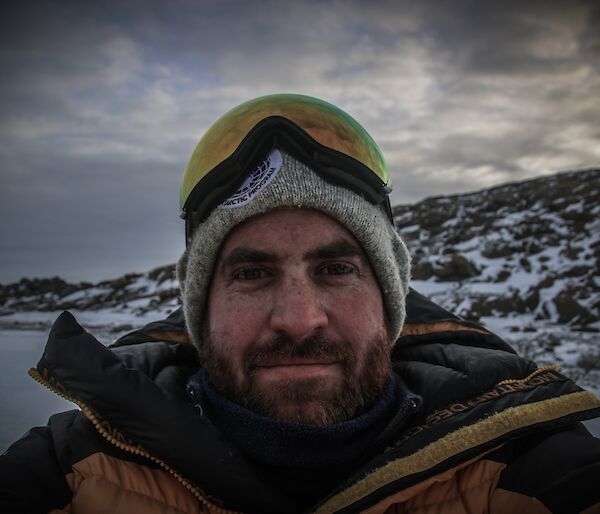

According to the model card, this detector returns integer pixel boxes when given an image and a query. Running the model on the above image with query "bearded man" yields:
[1,94,600,513]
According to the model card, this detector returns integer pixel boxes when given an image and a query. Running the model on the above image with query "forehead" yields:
[219,208,362,255]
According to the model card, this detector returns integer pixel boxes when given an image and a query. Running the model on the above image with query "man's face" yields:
[203,208,391,425]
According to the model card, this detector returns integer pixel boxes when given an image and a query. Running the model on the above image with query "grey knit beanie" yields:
[177,149,411,351]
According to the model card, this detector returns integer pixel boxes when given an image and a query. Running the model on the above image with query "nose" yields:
[269,276,328,341]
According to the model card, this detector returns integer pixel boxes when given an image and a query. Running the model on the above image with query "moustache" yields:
[245,334,355,369]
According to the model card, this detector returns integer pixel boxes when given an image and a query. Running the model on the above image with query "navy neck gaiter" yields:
[187,368,421,470]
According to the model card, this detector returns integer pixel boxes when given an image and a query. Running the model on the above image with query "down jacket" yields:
[1,289,600,513]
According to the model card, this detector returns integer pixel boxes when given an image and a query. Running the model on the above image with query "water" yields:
[0,330,75,452]
[0,330,599,454]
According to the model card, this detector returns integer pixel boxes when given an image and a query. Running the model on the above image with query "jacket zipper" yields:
[28,367,241,514]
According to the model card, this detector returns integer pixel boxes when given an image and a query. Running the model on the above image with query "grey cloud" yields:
[0,0,598,282]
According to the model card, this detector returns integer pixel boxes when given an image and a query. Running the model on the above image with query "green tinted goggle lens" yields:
[180,94,390,212]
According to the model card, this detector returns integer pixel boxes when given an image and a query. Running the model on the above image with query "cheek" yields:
[207,292,267,362]
[326,285,387,357]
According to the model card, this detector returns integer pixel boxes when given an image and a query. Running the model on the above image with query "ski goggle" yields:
[181,93,393,241]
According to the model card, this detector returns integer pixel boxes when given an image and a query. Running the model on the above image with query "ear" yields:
[176,247,190,293]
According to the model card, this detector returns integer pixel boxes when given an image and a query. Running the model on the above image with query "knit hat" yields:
[177,148,411,351]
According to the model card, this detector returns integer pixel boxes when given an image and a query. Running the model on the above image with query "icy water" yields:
[1,329,599,454]
[0,330,75,452]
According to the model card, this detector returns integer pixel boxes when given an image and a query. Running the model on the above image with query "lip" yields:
[258,358,340,368]
[255,359,341,380]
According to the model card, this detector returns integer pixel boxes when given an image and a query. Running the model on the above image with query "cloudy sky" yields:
[1,0,598,284]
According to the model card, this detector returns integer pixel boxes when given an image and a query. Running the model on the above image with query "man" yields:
[1,93,599,513]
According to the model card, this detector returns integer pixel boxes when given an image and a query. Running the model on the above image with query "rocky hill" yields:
[393,168,600,387]
[394,168,599,330]
[0,265,181,337]
[0,265,179,318]
[1,168,599,386]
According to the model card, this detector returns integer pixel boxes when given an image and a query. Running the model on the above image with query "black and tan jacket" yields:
[1,289,600,513]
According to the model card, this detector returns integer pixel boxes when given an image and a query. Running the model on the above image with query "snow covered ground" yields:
[0,307,174,344]
[412,281,600,390]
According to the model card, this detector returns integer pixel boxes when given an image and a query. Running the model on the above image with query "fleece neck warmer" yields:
[186,368,421,469]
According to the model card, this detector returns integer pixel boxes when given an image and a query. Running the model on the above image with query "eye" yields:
[320,262,356,276]
[232,267,270,281]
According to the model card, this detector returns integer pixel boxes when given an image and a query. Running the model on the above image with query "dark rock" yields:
[519,256,531,272]
[563,265,589,278]
[524,289,540,311]
[537,276,555,289]
[525,241,543,255]
[433,255,479,281]
[57,286,79,298]
[577,352,600,371]
[157,288,179,301]
[489,297,516,315]
[491,294,528,315]
[562,210,594,223]
[481,245,514,259]
[467,298,494,318]
[148,264,177,284]
[563,245,582,260]
[494,269,511,283]
[467,292,529,318]
[411,261,434,280]
[552,292,594,324]
[540,234,562,247]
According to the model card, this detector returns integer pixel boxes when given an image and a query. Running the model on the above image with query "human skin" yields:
[203,207,391,424]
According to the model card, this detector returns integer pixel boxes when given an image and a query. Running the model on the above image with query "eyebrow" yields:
[220,238,365,269]
[304,238,365,261]
[220,248,277,269]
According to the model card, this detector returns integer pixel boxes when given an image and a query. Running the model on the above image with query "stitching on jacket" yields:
[316,391,600,514]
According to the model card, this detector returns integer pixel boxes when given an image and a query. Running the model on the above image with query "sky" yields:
[1,0,599,284]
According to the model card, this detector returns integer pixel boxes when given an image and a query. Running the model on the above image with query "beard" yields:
[200,331,392,426]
